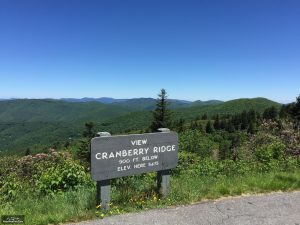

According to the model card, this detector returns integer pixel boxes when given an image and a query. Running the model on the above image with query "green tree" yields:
[293,95,300,130]
[64,140,70,149]
[175,118,185,132]
[241,110,248,130]
[263,106,278,120]
[83,122,95,138]
[247,121,257,134]
[205,120,214,133]
[279,105,287,119]
[294,95,300,119]
[226,120,235,133]
[213,114,220,130]
[190,120,198,130]
[25,147,31,156]
[77,139,91,165]
[286,94,300,130]
[77,122,96,166]
[51,142,59,149]
[229,133,242,161]
[220,119,227,130]
[201,114,208,120]
[248,109,257,123]
[219,140,232,160]
[197,122,204,132]
[150,89,172,132]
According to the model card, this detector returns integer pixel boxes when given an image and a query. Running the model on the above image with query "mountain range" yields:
[0,97,281,154]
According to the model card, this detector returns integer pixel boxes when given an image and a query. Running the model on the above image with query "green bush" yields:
[35,159,92,195]
[0,149,93,202]
[255,141,285,163]
[172,151,201,175]
[179,130,217,158]
[0,174,24,202]
[196,159,257,177]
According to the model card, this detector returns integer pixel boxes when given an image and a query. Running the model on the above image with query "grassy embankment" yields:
[1,166,299,225]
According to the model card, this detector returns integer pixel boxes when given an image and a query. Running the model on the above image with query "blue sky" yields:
[0,0,299,103]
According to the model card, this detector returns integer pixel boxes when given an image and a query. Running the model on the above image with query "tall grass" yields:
[1,171,299,224]
[0,188,95,225]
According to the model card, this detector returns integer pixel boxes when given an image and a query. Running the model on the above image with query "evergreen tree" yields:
[241,110,248,130]
[213,114,220,130]
[279,105,287,119]
[247,121,257,134]
[269,106,278,120]
[263,106,278,120]
[190,120,198,130]
[77,122,96,166]
[229,133,241,161]
[197,122,204,132]
[77,139,91,164]
[231,114,241,130]
[201,114,208,120]
[256,112,261,120]
[291,95,300,120]
[150,89,172,131]
[226,120,235,133]
[205,120,215,133]
[83,122,95,138]
[25,147,31,156]
[175,118,185,132]
[219,140,232,160]
[220,119,227,130]
[248,109,257,123]
[52,142,59,149]
[287,94,300,130]
[64,140,70,149]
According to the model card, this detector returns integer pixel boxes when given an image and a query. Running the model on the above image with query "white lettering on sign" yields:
[142,155,158,161]
[148,161,159,167]
[153,145,176,153]
[95,148,149,160]
[117,165,131,171]
[134,163,146,169]
[131,139,148,146]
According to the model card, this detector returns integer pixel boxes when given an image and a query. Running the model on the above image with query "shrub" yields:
[0,149,93,202]
[172,151,201,175]
[0,174,24,202]
[255,141,285,163]
[35,159,92,195]
[179,130,217,158]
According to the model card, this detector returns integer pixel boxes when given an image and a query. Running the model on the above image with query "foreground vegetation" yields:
[1,119,300,224]
[1,170,299,225]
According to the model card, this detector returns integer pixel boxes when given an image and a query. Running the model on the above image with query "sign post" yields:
[91,129,178,210]
[157,128,171,198]
[95,132,111,211]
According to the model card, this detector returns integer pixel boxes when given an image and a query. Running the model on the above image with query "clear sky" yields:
[0,0,299,103]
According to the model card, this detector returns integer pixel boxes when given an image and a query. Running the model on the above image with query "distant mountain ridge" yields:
[60,97,128,104]
[60,97,222,110]
[0,97,281,153]
[1,97,221,109]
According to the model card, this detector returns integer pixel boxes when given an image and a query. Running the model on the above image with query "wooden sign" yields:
[91,132,178,181]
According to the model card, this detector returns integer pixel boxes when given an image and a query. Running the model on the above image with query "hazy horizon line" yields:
[0,96,293,104]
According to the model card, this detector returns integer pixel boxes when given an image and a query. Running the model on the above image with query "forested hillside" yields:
[0,97,281,154]
[0,99,134,122]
